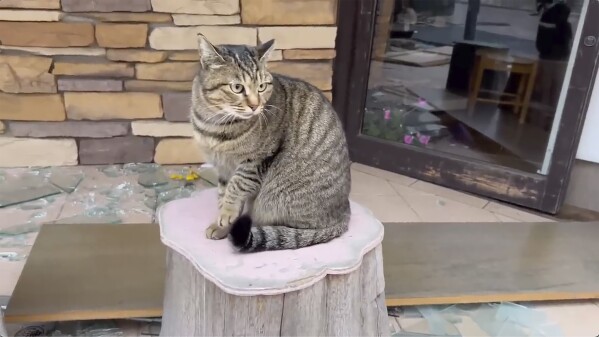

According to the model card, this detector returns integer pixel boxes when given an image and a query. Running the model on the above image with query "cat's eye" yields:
[258,83,269,92]
[230,83,244,94]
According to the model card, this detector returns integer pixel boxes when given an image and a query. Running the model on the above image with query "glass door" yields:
[334,0,598,213]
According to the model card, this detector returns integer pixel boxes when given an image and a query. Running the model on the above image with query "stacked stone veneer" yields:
[0,0,337,167]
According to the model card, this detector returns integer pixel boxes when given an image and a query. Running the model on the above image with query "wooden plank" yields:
[383,222,599,306]
[4,223,165,323]
[12,221,599,322]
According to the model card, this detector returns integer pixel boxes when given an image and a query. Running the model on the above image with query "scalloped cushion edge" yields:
[157,198,385,297]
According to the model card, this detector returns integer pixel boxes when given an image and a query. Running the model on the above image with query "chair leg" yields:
[519,63,538,124]
[468,59,484,114]
[514,73,526,115]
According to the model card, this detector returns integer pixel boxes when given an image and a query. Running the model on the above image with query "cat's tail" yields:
[228,215,348,252]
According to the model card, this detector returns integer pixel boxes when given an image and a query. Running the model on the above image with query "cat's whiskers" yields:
[225,113,240,125]
[257,111,267,129]
[218,113,236,125]
[203,112,227,124]
[262,107,274,122]
[263,108,277,125]
[264,104,282,113]
[197,106,239,125]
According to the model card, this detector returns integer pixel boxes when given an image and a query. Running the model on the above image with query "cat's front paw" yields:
[205,208,237,240]
[205,222,229,240]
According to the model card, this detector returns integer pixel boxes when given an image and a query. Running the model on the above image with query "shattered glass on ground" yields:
[3,318,165,337]
[3,302,580,337]
[0,177,62,208]
[389,303,565,337]
[0,164,215,266]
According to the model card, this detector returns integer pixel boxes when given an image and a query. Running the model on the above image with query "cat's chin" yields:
[233,113,258,120]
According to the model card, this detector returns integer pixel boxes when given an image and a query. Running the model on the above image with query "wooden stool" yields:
[467,51,538,124]
[157,189,389,337]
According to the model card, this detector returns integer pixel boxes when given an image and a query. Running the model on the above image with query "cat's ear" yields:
[197,33,224,69]
[256,39,276,63]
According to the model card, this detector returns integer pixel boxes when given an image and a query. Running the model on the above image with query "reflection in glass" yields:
[363,0,582,173]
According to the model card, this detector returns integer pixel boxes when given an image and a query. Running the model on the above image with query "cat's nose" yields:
[247,94,260,111]
[248,102,260,111]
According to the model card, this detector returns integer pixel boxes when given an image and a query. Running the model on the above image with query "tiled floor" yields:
[350,163,553,223]
[1,163,597,336]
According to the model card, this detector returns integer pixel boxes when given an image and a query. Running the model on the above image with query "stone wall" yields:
[0,0,337,167]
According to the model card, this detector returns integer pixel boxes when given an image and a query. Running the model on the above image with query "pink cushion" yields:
[158,188,384,296]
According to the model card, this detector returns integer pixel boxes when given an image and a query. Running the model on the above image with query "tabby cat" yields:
[190,34,351,252]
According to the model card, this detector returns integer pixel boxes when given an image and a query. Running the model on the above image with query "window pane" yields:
[363,0,584,173]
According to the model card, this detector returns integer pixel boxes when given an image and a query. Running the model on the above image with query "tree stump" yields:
[158,189,389,337]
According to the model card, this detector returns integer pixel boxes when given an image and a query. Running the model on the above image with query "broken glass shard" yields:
[138,170,169,188]
[154,181,184,193]
[19,197,51,210]
[143,189,158,210]
[0,178,62,208]
[0,251,28,262]
[0,223,41,236]
[144,196,157,210]
[140,321,161,336]
[0,231,36,247]
[124,163,160,174]
[52,321,124,337]
[49,170,84,193]
[416,306,461,336]
[198,166,218,186]
[401,303,565,337]
[100,165,123,178]
[100,182,141,201]
[158,186,193,205]
[388,307,403,318]
[30,166,51,178]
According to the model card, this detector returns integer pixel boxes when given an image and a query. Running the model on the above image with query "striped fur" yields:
[191,34,351,252]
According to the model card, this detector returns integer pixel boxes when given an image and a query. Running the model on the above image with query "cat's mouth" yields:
[235,112,256,119]
[222,107,260,121]
[233,107,263,120]
[234,112,258,120]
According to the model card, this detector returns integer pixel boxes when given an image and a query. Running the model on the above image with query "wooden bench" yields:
[157,189,389,336]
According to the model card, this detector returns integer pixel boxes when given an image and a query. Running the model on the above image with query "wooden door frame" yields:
[332,0,599,214]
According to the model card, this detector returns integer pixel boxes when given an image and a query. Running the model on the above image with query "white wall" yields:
[576,75,599,163]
